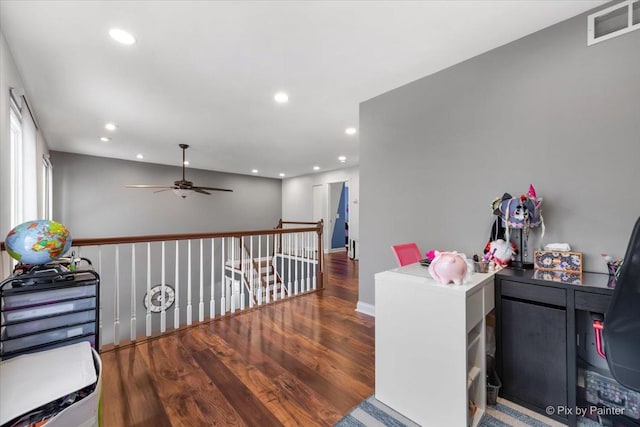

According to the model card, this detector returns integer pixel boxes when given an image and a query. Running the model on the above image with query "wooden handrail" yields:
[1,220,325,288]
[1,221,322,249]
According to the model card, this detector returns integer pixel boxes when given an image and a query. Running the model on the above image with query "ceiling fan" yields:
[126,144,233,198]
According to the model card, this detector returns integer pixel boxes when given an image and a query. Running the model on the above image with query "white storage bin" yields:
[0,342,101,427]
[1,322,95,353]
[1,297,96,323]
[2,284,96,310]
[1,310,95,339]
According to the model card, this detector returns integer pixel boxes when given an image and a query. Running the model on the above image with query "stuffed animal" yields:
[492,184,543,229]
[484,239,516,266]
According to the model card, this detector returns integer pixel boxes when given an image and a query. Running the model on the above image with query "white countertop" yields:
[376,262,498,294]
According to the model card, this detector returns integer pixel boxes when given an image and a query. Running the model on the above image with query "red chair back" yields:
[391,243,422,267]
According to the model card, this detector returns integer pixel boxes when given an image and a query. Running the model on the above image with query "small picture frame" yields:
[534,250,583,272]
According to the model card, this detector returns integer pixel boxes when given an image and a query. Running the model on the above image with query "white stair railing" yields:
[2,221,323,350]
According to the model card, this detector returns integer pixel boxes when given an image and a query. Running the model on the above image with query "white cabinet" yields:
[375,263,495,427]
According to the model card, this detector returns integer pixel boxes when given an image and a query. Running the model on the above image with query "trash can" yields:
[486,355,502,406]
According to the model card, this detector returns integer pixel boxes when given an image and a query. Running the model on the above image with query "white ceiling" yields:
[0,0,605,178]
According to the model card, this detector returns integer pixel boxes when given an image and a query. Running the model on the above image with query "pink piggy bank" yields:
[428,251,472,285]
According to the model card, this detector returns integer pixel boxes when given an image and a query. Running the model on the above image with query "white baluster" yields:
[114,245,120,346]
[199,239,204,322]
[220,237,226,315]
[174,241,180,329]
[285,234,291,299]
[305,232,313,291]
[257,235,262,306]
[265,234,270,304]
[130,244,136,341]
[231,237,236,313]
[278,233,284,301]
[240,237,246,311]
[294,232,299,294]
[146,243,151,336]
[313,233,317,290]
[160,241,166,333]
[98,246,103,347]
[249,236,254,308]
[210,238,215,319]
[187,240,193,325]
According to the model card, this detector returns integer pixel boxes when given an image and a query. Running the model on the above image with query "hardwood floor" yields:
[100,252,373,427]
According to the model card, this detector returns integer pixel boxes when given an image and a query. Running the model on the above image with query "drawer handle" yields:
[593,320,606,359]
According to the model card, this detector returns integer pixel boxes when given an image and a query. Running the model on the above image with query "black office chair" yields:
[603,216,640,392]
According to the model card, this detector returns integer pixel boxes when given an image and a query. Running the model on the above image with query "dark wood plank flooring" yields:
[101,252,373,427]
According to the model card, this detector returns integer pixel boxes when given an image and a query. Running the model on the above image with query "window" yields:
[9,89,38,227]
[9,105,23,228]
[42,155,53,220]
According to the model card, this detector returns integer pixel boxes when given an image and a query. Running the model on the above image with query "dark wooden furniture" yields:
[495,268,616,426]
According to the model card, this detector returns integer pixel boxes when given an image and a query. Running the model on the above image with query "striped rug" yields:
[335,395,591,427]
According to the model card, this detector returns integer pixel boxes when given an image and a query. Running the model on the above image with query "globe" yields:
[5,220,72,265]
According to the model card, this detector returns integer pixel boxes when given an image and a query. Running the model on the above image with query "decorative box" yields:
[534,250,582,272]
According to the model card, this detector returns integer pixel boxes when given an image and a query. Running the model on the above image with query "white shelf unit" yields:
[375,263,495,427]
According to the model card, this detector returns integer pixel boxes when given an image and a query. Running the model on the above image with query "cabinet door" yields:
[501,298,567,414]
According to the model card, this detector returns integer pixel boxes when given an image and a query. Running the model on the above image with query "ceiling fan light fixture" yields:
[173,188,189,199]
[126,145,232,195]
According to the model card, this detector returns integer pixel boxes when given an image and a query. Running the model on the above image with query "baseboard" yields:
[356,301,375,317]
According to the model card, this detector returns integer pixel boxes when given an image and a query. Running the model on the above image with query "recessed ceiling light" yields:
[345,127,357,135]
[313,166,320,171]
[105,122,117,131]
[136,154,144,159]
[274,92,289,103]
[109,28,136,45]
[338,156,347,162]
[100,137,111,142]
[279,173,286,177]
[252,169,259,174]
[183,161,190,166]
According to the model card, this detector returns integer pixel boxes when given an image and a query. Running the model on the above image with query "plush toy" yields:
[484,239,516,266]
[492,184,543,230]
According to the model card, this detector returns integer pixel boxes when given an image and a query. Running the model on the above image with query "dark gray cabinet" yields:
[495,269,615,426]
[501,298,567,412]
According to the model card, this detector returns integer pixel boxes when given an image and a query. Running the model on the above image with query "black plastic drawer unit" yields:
[0,269,100,360]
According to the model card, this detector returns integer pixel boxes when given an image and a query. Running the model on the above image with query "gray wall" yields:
[360,5,640,306]
[51,151,282,237]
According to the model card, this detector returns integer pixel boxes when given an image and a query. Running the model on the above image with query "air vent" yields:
[588,0,640,45]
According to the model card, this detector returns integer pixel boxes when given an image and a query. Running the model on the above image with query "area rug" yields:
[335,395,581,427]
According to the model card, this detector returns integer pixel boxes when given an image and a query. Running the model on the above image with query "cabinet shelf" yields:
[467,330,481,351]
[468,366,481,390]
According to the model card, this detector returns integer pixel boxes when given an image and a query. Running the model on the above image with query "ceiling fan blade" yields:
[154,188,175,194]
[193,186,233,192]
[126,184,174,189]
[194,188,211,195]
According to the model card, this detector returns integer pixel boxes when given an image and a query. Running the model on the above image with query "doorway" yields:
[329,181,348,251]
